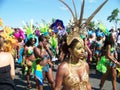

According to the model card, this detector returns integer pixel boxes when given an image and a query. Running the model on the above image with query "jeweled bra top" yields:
[63,61,89,90]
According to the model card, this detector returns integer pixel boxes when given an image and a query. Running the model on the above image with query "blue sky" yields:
[0,0,120,30]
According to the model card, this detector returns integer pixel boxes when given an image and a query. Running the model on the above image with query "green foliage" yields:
[107,8,120,23]
[88,21,95,30]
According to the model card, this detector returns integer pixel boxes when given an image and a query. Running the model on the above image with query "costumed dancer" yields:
[55,0,108,90]
[13,28,26,64]
[97,33,120,90]
[39,22,55,66]
[50,19,67,62]
[94,32,104,64]
[22,20,37,89]
[49,30,58,61]
[34,34,54,90]
[34,35,55,89]
[88,30,96,62]
[55,28,91,90]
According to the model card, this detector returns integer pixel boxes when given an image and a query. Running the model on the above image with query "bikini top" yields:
[41,48,50,60]
[27,48,34,56]
[63,61,89,90]
[110,47,115,54]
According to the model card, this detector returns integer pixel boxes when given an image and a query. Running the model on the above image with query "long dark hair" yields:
[38,34,44,42]
[62,39,80,60]
[101,33,115,55]
[103,33,115,48]
[25,37,36,46]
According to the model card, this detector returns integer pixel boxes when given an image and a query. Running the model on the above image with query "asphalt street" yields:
[14,62,120,90]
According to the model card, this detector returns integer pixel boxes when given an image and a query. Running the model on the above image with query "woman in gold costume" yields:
[54,31,92,90]
[54,0,108,90]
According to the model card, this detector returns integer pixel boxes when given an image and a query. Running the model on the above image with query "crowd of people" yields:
[0,18,120,90]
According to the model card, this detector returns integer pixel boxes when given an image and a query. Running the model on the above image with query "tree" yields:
[88,21,95,30]
[107,8,120,30]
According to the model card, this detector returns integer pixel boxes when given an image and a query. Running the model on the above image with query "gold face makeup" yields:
[73,42,85,59]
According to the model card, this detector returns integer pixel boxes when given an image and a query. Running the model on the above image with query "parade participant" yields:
[88,30,96,62]
[13,28,25,63]
[94,32,104,64]
[99,33,120,90]
[50,19,67,62]
[49,31,58,59]
[59,35,67,62]
[82,35,92,63]
[22,36,36,89]
[54,0,108,89]
[54,30,92,90]
[34,35,55,89]
[0,28,16,90]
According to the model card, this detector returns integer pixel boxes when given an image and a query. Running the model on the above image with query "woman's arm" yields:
[34,47,42,58]
[10,53,15,80]
[44,44,54,58]
[22,46,27,65]
[54,64,65,90]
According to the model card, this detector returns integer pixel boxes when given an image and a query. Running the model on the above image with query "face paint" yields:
[73,42,85,59]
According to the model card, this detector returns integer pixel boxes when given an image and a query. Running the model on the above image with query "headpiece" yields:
[59,0,108,45]
[39,22,49,36]
[67,27,84,46]
[98,22,110,36]
[13,28,26,40]
[23,20,35,40]
[50,19,65,34]
[0,18,18,52]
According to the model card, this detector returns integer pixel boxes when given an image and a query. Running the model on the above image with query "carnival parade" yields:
[0,0,120,90]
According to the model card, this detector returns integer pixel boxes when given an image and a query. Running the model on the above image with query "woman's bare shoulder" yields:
[58,61,68,70]
[0,52,11,55]
[5,52,13,55]
[0,52,13,66]
[2,52,13,59]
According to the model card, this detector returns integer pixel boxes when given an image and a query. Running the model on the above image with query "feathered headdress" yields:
[98,22,110,36]
[39,21,49,37]
[59,0,108,45]
[13,28,26,40]
[0,18,18,52]
[50,19,65,34]
[0,18,3,27]
[23,19,35,40]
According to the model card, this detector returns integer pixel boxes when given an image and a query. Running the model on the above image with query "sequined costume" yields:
[63,61,89,90]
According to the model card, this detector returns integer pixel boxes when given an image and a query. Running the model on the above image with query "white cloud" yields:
[59,6,68,11]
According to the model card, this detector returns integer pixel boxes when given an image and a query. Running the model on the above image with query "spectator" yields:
[0,36,15,90]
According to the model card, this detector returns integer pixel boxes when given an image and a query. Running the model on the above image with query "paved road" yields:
[14,62,120,90]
